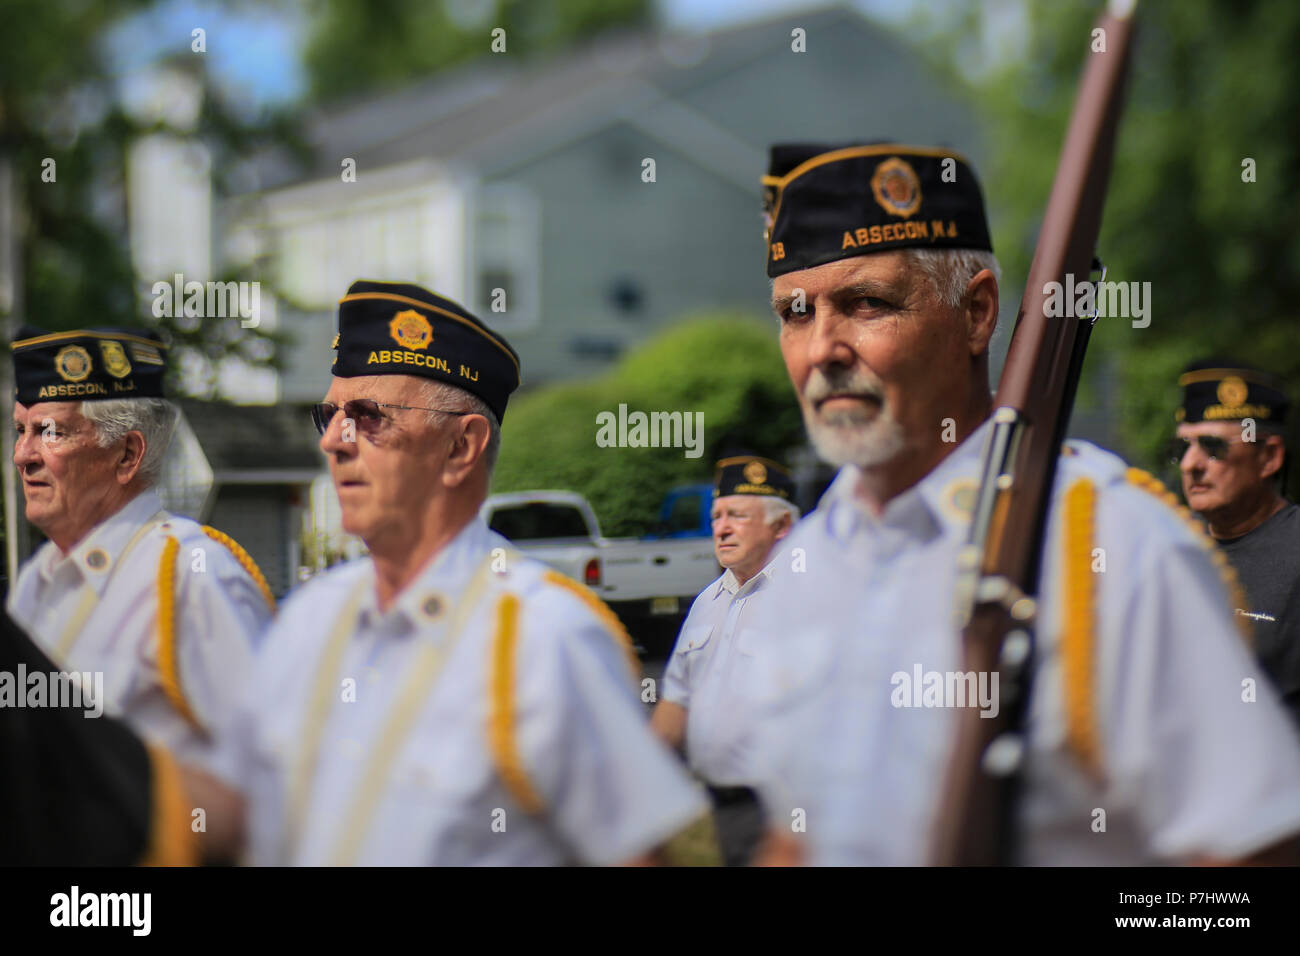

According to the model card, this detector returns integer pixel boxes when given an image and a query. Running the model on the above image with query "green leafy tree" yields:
[919,0,1300,495]
[1,2,306,393]
[303,0,651,102]
[493,316,803,537]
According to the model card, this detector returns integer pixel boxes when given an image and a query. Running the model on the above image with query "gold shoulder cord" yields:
[156,527,277,734]
[486,569,641,816]
[1123,467,1252,643]
[156,537,203,732]
[539,569,641,680]
[1061,477,1104,782]
[1059,469,1253,781]
[488,593,545,816]
[201,525,277,611]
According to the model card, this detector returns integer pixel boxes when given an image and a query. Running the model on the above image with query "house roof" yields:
[247,4,916,192]
[177,399,322,479]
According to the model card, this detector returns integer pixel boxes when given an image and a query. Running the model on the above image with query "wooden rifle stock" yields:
[930,0,1137,866]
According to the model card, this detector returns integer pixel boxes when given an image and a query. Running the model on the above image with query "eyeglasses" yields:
[1166,435,1243,465]
[311,399,470,438]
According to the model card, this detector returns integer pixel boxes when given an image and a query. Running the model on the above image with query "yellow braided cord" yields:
[1061,478,1104,781]
[1124,468,1253,644]
[201,525,276,611]
[488,593,545,815]
[541,570,641,682]
[157,537,203,732]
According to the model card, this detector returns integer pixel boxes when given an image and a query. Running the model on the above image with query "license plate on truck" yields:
[650,596,679,616]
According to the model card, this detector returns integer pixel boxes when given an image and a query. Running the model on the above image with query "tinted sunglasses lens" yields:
[313,400,387,437]
[1167,439,1190,464]
[345,400,386,433]
[311,403,337,435]
[1199,436,1229,460]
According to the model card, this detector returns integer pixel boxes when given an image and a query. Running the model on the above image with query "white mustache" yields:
[803,370,884,406]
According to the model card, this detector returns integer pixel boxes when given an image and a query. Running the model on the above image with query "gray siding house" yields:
[227,3,986,401]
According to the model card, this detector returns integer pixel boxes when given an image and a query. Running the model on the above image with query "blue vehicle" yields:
[650,483,715,539]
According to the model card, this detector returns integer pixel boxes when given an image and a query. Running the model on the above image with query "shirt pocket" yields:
[677,624,713,655]
[668,623,714,694]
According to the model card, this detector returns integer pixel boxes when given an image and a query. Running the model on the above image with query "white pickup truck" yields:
[481,488,720,655]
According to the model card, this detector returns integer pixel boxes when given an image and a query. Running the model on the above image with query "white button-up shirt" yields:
[7,489,270,764]
[750,422,1300,865]
[215,517,707,866]
[662,555,783,786]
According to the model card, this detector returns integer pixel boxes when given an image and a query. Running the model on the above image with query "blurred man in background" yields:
[7,328,273,766]
[1173,359,1300,731]
[652,454,798,866]
[213,281,706,865]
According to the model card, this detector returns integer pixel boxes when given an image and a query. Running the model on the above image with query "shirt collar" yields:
[356,517,497,635]
[41,489,167,595]
[816,418,993,543]
[714,548,782,599]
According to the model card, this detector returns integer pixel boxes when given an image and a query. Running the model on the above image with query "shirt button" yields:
[85,549,109,570]
[419,595,444,620]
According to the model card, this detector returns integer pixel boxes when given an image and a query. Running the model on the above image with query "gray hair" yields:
[902,247,1002,309]
[761,496,800,528]
[79,398,180,487]
[416,380,502,477]
[767,248,1002,311]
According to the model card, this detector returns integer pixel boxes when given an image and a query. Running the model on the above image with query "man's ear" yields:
[773,512,794,541]
[444,415,492,488]
[964,269,999,358]
[117,431,147,485]
[1259,434,1286,481]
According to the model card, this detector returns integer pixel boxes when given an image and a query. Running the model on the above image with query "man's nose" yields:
[318,408,354,457]
[805,307,856,371]
[1180,441,1206,473]
[13,427,41,468]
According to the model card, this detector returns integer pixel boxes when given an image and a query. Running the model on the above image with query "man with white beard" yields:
[745,142,1300,866]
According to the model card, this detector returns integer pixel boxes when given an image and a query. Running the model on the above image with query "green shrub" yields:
[494,315,804,536]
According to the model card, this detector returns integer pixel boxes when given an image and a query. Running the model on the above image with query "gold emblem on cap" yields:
[1217,376,1249,407]
[870,157,923,219]
[743,460,768,485]
[54,345,93,383]
[99,340,132,379]
[331,333,340,349]
[389,309,433,351]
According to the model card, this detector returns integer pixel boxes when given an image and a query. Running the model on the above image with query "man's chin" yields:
[807,420,905,469]
[23,502,50,527]
[337,509,372,541]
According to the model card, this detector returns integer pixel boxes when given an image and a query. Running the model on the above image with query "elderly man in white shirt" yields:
[652,455,798,866]
[747,141,1300,866]
[211,280,707,865]
[7,327,273,766]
